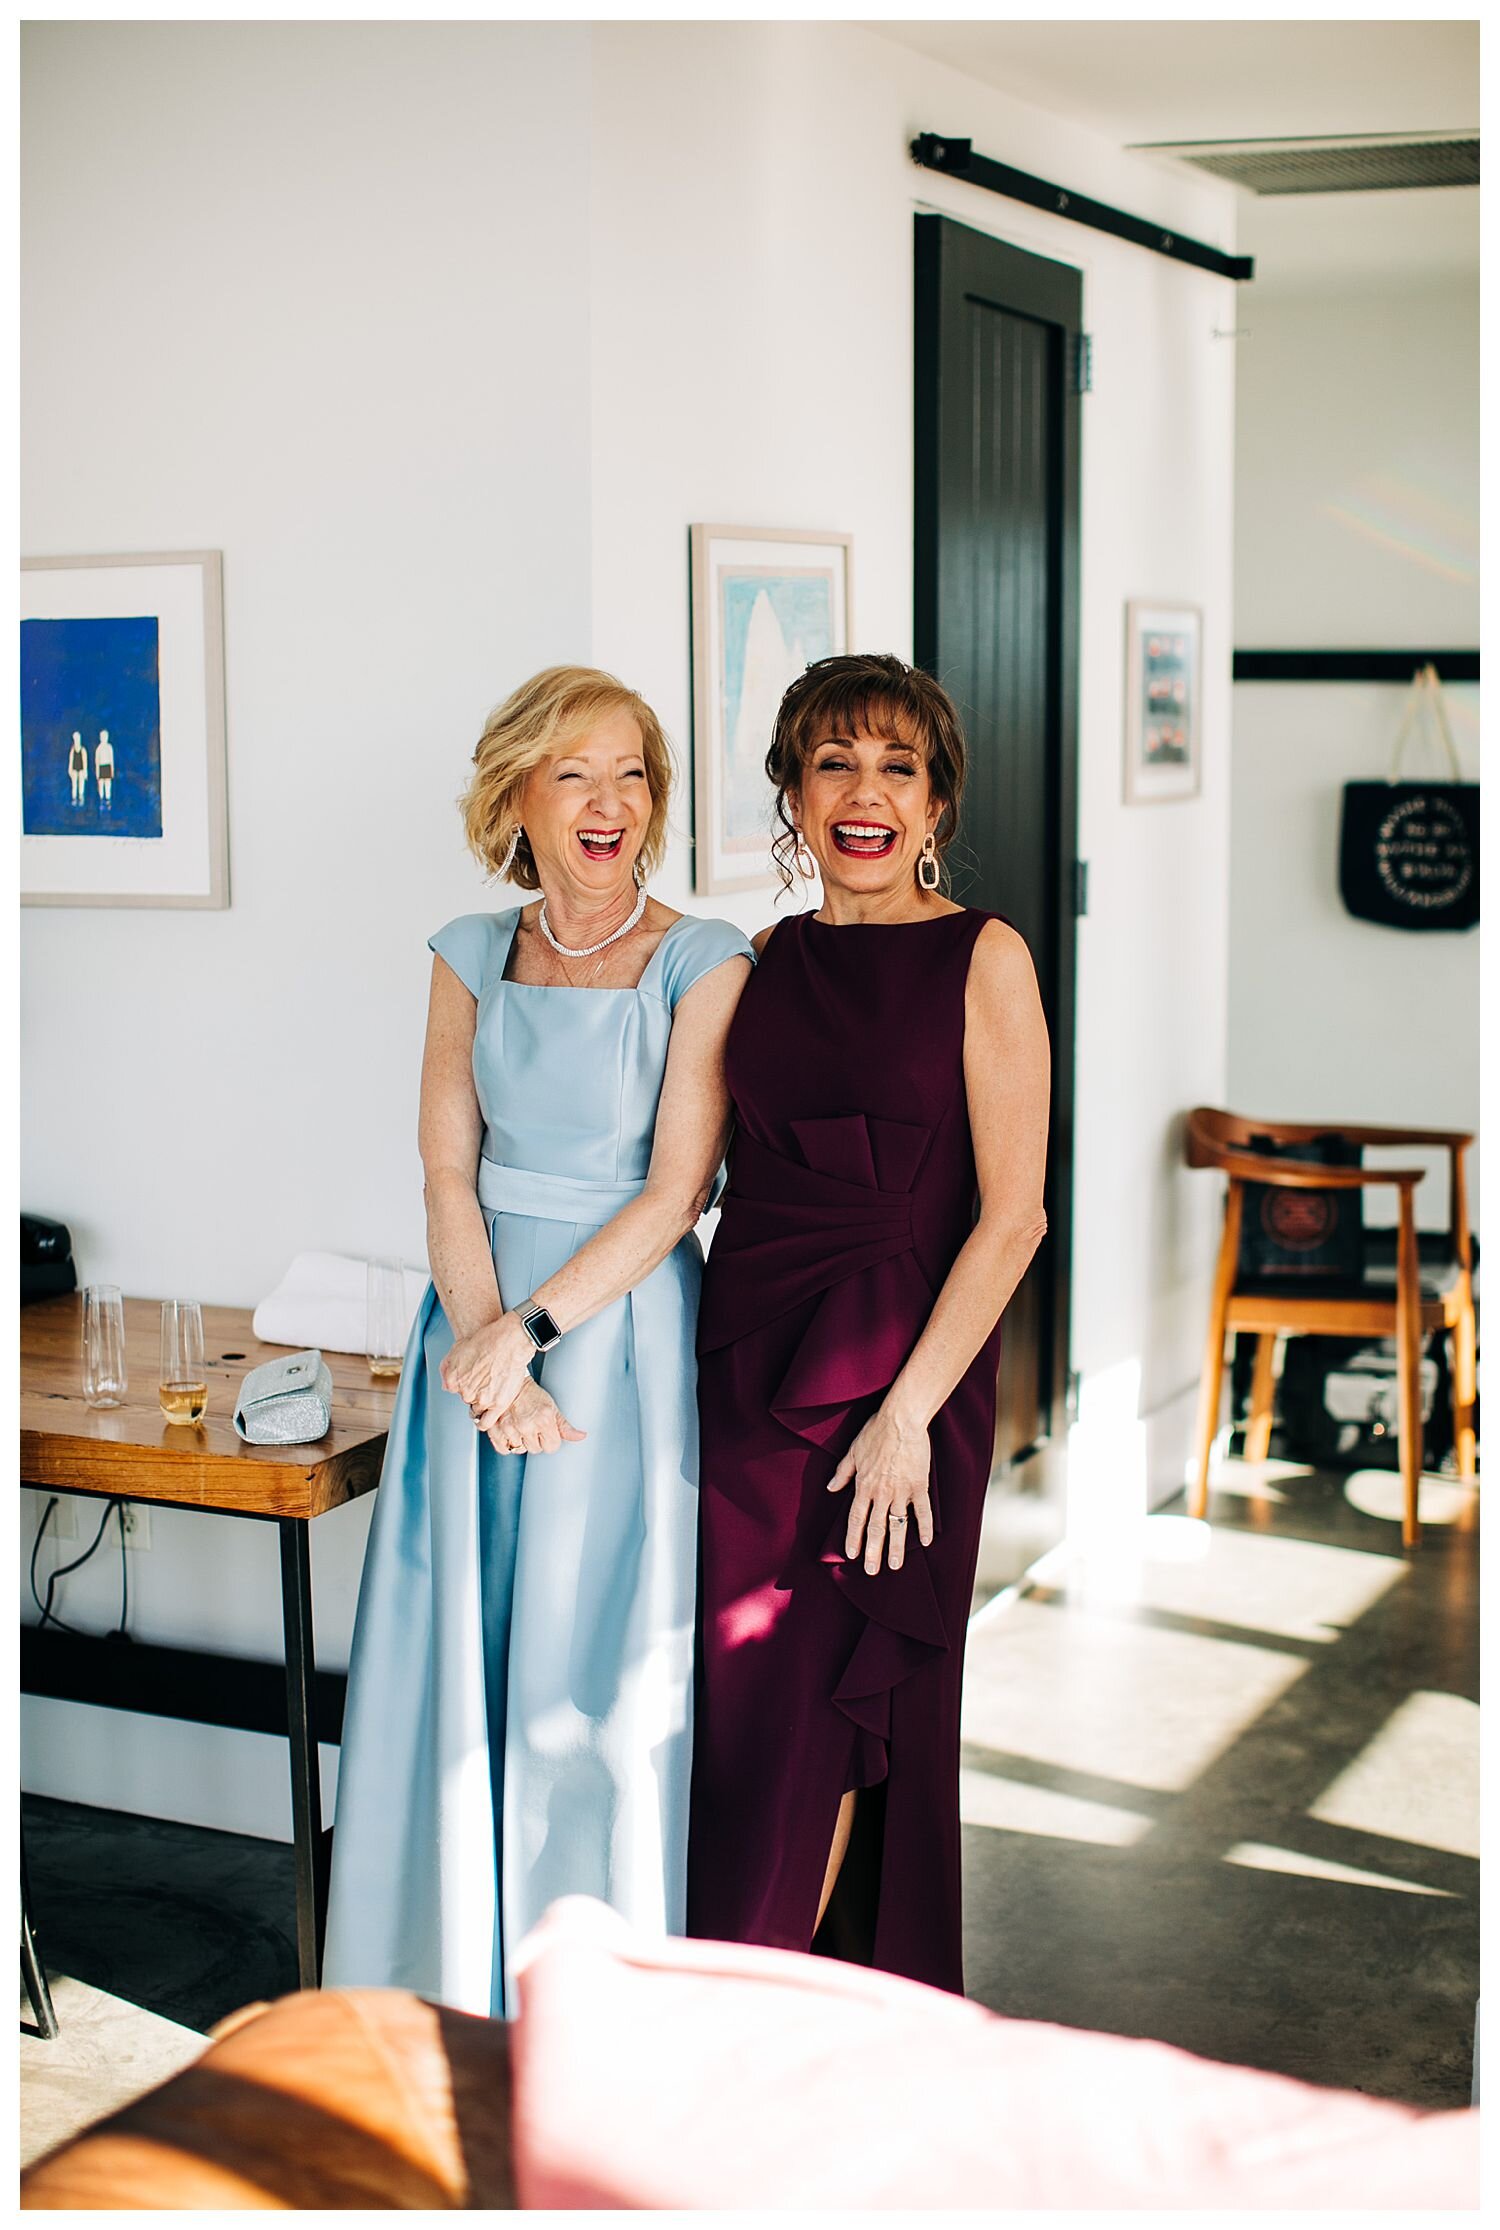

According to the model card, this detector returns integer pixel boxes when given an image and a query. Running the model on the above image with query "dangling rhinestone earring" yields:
[917,831,940,892]
[496,826,521,879]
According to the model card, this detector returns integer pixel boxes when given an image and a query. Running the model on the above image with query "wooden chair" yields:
[1185,1110,1477,1549]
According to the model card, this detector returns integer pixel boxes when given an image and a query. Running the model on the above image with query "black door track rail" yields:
[912,134,1254,284]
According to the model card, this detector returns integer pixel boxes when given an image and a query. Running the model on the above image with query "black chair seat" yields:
[1237,1228,1477,1305]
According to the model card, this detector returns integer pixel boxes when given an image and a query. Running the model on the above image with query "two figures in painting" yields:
[66,729,115,809]
[21,612,160,842]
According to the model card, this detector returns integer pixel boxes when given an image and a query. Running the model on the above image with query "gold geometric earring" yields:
[793,827,817,880]
[917,831,940,891]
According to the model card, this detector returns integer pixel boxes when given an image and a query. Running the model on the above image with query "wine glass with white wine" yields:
[160,1300,208,1424]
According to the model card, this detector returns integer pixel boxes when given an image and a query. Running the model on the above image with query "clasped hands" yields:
[827,1407,935,1575]
[440,1314,586,1457]
[440,1318,926,1528]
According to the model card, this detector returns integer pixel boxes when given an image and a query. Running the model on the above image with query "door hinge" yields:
[1070,332,1093,393]
[1065,1368,1082,1425]
[1073,859,1089,917]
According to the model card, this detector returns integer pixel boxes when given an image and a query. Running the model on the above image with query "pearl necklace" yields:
[538,876,647,958]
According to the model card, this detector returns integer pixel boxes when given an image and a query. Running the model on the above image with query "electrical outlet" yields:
[25,1490,78,1541]
[117,1501,152,1551]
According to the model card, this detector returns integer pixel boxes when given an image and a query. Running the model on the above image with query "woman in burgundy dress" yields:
[688,654,1051,1996]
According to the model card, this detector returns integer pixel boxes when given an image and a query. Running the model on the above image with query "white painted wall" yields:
[22,19,1240,1833]
[1229,190,1480,1234]
[20,18,594,1833]
[589,19,1239,1448]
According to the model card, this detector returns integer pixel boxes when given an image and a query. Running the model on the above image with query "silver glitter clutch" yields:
[233,1349,334,1445]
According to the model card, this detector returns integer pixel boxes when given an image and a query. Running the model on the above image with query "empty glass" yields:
[159,1300,207,1424]
[367,1259,406,1380]
[82,1284,128,1407]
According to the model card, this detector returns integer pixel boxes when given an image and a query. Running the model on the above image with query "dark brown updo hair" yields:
[765,653,968,896]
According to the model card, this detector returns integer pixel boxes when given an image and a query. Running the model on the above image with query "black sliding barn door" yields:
[914,213,1080,1487]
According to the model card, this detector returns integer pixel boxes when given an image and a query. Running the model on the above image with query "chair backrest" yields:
[1185,1110,1367,1284]
[1185,1107,1363,1168]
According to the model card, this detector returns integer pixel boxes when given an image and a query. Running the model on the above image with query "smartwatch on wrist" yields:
[516,1298,562,1354]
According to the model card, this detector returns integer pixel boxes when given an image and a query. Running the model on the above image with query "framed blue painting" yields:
[21,551,229,906]
[690,525,852,893]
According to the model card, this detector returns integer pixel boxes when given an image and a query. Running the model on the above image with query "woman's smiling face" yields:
[791,722,938,896]
[519,707,652,891]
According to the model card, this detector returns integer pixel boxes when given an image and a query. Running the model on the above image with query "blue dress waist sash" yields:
[476,1155,645,1226]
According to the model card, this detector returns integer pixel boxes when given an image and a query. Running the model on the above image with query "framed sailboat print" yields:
[690,524,852,894]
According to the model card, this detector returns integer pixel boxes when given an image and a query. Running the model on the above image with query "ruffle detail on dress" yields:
[697,1120,920,1358]
[698,1114,954,1781]
[820,1497,950,1758]
[767,1252,935,1450]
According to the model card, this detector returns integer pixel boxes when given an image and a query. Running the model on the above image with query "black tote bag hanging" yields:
[1339,664,1478,930]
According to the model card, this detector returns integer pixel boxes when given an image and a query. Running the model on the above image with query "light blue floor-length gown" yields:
[322,905,754,2015]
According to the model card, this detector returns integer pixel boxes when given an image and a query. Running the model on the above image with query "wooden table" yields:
[20,1294,397,1988]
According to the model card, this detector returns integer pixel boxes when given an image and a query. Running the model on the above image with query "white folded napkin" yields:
[252,1251,430,1357]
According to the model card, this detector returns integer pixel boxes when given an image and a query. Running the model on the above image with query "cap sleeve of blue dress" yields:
[659,915,756,1011]
[427,912,511,998]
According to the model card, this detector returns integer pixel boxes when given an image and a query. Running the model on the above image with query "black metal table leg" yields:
[20,1827,59,2040]
[278,1519,323,1990]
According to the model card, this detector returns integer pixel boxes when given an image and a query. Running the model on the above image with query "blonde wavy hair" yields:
[461,666,675,889]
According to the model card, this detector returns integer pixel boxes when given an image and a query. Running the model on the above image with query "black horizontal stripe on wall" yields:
[1234,650,1480,684]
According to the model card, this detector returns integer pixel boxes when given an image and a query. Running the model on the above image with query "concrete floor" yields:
[960,1456,1479,2107]
[19,1976,203,2170]
[21,1449,1478,2169]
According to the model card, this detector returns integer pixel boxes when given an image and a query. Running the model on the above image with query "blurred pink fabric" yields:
[510,1897,1478,2211]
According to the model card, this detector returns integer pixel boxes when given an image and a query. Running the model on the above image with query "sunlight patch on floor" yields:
[1308,1691,1480,1859]
[1224,1841,1455,1898]
[20,1973,203,2168]
[1342,1470,1478,1528]
[1063,1520,1406,1644]
[1202,1453,1319,1505]
[961,1602,1307,1795]
[959,1765,1151,1847]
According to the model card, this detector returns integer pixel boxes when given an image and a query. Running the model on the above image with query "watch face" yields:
[524,1306,561,1349]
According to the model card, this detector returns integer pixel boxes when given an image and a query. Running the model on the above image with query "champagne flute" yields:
[160,1300,207,1423]
[367,1259,406,1381]
[82,1285,128,1408]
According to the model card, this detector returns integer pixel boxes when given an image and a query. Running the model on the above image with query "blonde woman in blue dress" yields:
[324,667,754,2015]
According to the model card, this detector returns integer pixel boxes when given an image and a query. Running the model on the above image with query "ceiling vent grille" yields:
[1141,134,1478,196]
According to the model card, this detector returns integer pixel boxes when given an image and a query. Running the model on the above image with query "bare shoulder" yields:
[968,915,1037,988]
[751,922,779,957]
[965,918,1045,1043]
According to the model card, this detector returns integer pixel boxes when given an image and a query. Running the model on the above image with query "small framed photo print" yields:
[690,524,852,893]
[1124,601,1202,805]
[21,550,229,907]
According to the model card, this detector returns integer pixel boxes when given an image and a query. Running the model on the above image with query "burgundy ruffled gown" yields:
[688,906,1007,1995]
